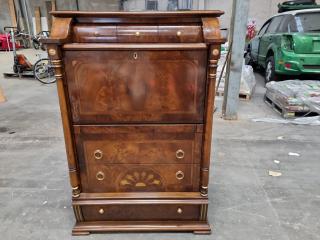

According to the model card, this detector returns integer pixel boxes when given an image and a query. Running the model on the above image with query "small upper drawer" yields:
[159,25,203,43]
[72,25,204,43]
[73,25,117,43]
[117,25,158,43]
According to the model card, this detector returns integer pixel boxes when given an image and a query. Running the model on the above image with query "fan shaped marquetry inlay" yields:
[118,168,164,192]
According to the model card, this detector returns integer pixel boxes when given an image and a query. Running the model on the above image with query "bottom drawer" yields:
[81,204,200,221]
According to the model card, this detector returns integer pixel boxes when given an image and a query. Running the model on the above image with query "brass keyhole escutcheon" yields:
[176,149,185,159]
[99,208,104,214]
[94,149,103,160]
[177,208,183,214]
[96,171,105,181]
[133,52,138,60]
[176,171,184,180]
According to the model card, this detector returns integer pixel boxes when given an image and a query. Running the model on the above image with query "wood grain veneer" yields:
[43,10,225,235]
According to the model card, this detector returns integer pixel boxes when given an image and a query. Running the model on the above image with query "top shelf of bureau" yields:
[51,10,224,19]
[44,11,226,45]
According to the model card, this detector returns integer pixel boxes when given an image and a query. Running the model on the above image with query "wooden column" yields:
[45,17,80,199]
[47,44,81,199]
[201,18,225,198]
[7,0,17,27]
[34,7,41,34]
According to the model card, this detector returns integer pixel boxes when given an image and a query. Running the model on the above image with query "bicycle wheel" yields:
[32,39,40,49]
[22,38,30,48]
[33,58,56,84]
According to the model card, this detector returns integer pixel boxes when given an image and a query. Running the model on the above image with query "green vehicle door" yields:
[250,20,271,62]
[258,16,284,67]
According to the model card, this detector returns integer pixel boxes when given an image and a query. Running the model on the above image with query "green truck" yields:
[245,9,320,82]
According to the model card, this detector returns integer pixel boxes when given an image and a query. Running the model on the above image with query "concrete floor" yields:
[0,49,320,240]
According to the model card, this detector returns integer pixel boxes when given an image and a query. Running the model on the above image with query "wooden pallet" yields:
[264,93,318,119]
[216,90,252,101]
[3,72,35,78]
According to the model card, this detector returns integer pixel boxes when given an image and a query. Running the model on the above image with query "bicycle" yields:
[3,27,56,84]
[33,55,56,84]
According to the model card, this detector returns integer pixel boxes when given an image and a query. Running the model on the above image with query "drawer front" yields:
[159,25,203,43]
[117,25,158,43]
[75,125,202,165]
[73,25,117,43]
[81,204,200,221]
[65,50,207,124]
[72,25,203,43]
[82,164,200,193]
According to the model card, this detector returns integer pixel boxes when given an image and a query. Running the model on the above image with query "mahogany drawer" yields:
[64,50,207,124]
[75,125,202,165]
[117,25,158,43]
[81,204,200,221]
[72,25,203,43]
[158,25,203,43]
[82,164,200,193]
[73,25,117,43]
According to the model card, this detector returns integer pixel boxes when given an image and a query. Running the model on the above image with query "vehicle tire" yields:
[33,58,56,84]
[245,51,256,69]
[13,64,18,73]
[265,56,278,83]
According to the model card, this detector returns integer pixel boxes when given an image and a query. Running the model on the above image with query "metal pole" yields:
[10,29,16,55]
[22,0,31,34]
[222,0,250,120]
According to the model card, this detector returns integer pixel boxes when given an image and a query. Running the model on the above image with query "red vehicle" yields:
[0,33,21,51]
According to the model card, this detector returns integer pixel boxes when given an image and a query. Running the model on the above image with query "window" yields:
[266,16,284,33]
[278,15,295,33]
[146,0,158,10]
[295,12,320,33]
[258,21,270,36]
[288,15,298,33]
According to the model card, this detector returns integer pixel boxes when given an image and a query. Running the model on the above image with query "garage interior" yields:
[0,0,320,240]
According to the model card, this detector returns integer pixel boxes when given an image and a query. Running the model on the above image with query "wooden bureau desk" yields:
[44,10,225,235]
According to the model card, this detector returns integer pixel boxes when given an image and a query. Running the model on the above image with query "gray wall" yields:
[1,0,320,34]
[207,0,320,28]
[0,0,14,32]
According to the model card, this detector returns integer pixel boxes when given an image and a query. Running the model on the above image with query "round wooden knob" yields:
[99,208,104,214]
[177,31,182,36]
[135,31,140,36]
[94,149,103,160]
[177,208,183,214]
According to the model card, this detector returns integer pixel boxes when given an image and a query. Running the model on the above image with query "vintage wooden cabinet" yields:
[44,11,225,235]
